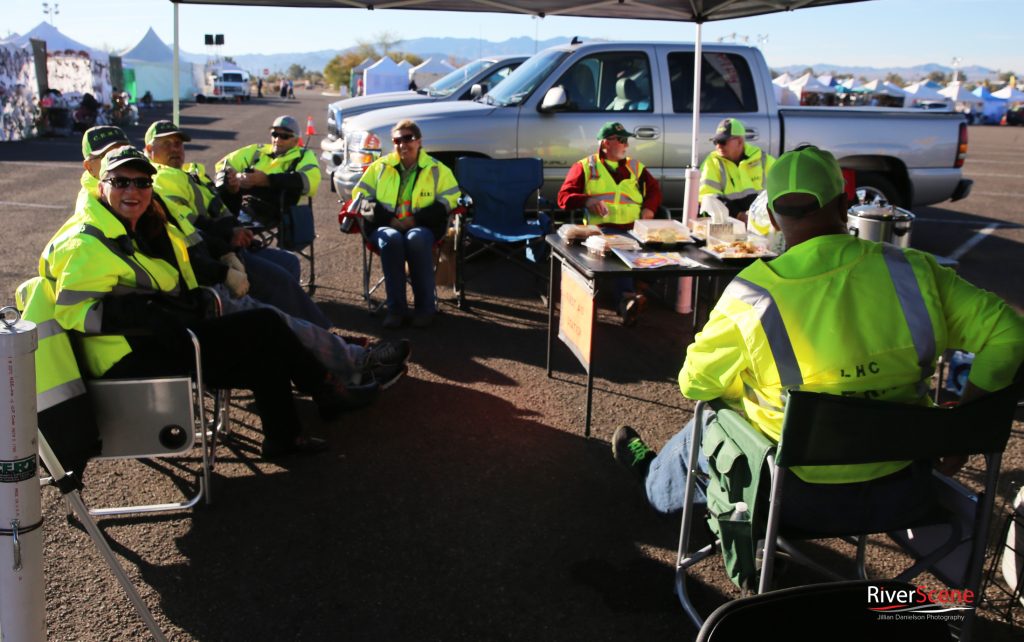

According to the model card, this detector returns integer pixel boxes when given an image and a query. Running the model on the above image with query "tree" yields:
[324,51,366,90]
[885,72,904,86]
[321,32,421,91]
[287,64,306,80]
[801,66,816,77]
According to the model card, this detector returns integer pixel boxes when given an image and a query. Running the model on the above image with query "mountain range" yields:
[180,36,1003,83]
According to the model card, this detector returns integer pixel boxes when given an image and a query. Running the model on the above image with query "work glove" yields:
[224,268,250,299]
[700,195,730,223]
[219,252,246,275]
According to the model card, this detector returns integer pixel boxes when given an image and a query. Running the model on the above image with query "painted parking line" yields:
[0,161,83,169]
[0,201,66,210]
[947,224,1002,261]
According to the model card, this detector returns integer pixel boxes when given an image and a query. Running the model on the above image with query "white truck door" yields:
[657,47,773,211]
[524,49,663,203]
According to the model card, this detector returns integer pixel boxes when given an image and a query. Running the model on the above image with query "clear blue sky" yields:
[5,0,1020,73]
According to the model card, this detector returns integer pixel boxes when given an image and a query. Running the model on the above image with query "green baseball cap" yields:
[711,118,746,145]
[596,121,633,140]
[82,125,130,159]
[144,120,192,145]
[271,115,299,135]
[766,145,845,217]
[99,146,156,178]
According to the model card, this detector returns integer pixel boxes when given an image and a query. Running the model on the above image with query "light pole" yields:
[41,2,58,24]
[951,56,963,84]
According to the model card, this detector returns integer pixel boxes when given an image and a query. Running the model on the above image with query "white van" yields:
[196,64,250,103]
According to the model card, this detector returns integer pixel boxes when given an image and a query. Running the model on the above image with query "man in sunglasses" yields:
[215,115,321,246]
[557,121,663,325]
[698,117,774,221]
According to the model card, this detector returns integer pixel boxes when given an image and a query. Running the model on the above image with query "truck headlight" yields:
[345,132,382,171]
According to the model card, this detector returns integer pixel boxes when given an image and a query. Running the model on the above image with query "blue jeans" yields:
[645,406,713,515]
[372,226,436,316]
[241,250,330,329]
[249,246,301,282]
[214,285,366,383]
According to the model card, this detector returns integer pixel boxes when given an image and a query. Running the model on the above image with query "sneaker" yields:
[612,425,656,483]
[313,373,380,421]
[365,339,411,370]
[382,313,405,329]
[372,363,407,390]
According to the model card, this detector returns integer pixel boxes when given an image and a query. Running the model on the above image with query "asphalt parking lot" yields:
[0,91,1021,640]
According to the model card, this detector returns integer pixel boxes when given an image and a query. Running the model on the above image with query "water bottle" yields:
[340,193,365,233]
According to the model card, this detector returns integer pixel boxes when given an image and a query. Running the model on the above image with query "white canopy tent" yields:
[772,72,792,86]
[940,81,984,106]
[169,0,879,219]
[902,81,948,104]
[363,57,408,95]
[410,57,455,90]
[6,21,108,61]
[992,84,1024,103]
[861,79,906,107]
[787,72,836,105]
[120,28,197,101]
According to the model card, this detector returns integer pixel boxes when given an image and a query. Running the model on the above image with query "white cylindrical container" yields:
[0,307,44,642]
[677,167,702,314]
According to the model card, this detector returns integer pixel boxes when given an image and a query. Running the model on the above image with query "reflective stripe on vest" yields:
[881,244,936,390]
[38,379,87,412]
[724,277,804,389]
[79,224,156,290]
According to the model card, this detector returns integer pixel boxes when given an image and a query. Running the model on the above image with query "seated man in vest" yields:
[215,115,319,282]
[614,145,1024,532]
[699,118,774,221]
[557,121,663,325]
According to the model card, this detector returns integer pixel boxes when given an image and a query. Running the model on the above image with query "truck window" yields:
[668,52,757,113]
[222,73,244,83]
[552,52,652,113]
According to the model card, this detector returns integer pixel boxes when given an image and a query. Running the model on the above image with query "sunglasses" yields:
[103,176,154,189]
[606,136,630,144]
[270,131,295,140]
[392,134,419,145]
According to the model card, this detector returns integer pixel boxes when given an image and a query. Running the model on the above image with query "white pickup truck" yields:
[328,40,972,209]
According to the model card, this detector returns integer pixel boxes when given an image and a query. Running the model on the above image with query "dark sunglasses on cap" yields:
[270,130,295,140]
[392,133,419,145]
[103,176,154,189]
[605,135,629,144]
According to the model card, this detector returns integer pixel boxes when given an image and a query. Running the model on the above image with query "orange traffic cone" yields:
[306,115,316,136]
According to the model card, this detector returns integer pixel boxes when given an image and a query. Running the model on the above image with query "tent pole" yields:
[172,2,180,125]
[682,21,703,220]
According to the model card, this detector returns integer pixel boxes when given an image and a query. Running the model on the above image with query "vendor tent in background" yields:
[771,72,792,86]
[941,81,984,111]
[903,80,948,105]
[972,86,1007,124]
[7,21,112,103]
[787,72,837,106]
[410,57,455,90]
[121,28,197,102]
[992,84,1024,104]
[170,0,881,222]
[862,79,906,107]
[349,57,375,96]
[363,56,407,95]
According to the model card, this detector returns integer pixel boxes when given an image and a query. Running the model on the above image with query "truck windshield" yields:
[486,50,568,107]
[427,59,494,98]
[222,73,244,83]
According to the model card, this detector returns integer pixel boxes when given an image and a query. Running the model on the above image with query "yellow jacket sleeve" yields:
[678,308,748,402]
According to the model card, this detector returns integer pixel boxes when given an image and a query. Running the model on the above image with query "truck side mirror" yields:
[540,86,568,112]
[470,83,488,99]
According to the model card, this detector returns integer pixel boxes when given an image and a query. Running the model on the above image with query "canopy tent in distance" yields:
[168,0,878,218]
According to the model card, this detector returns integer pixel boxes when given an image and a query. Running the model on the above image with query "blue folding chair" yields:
[453,157,551,309]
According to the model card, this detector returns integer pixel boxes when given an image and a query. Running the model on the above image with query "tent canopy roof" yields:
[169,0,870,23]
[121,27,174,62]
[6,21,108,60]
[992,84,1024,101]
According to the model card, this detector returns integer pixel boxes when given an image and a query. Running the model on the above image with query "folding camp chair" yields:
[675,382,1022,641]
[77,288,230,517]
[338,199,455,315]
[453,157,551,309]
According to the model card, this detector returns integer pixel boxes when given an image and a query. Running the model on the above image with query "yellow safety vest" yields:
[680,234,1024,484]
[182,161,229,220]
[216,143,321,198]
[41,195,198,377]
[352,151,461,219]
[699,143,774,205]
[15,277,86,412]
[152,162,204,247]
[579,154,646,226]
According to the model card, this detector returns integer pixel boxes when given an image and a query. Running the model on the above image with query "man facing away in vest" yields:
[613,145,1024,532]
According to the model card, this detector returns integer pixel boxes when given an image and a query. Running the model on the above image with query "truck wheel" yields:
[855,172,902,207]
[196,94,206,104]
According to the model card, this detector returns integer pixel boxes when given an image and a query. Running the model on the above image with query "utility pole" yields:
[951,56,963,83]
[42,2,59,25]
